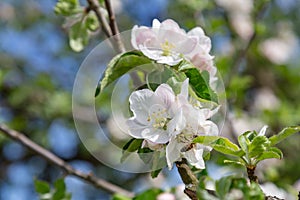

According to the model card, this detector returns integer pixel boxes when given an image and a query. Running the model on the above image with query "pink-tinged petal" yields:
[166,137,184,169]
[191,52,214,71]
[188,27,205,37]
[131,26,157,49]
[155,84,175,108]
[152,18,161,29]
[175,36,198,54]
[185,147,205,169]
[160,19,182,33]
[188,27,211,52]
[129,89,154,123]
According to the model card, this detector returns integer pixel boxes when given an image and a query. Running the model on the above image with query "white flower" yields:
[165,80,219,169]
[127,83,176,143]
[131,19,212,66]
[132,19,218,86]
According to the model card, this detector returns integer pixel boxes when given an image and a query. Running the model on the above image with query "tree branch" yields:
[86,0,112,38]
[104,0,125,53]
[0,123,134,198]
[176,159,199,200]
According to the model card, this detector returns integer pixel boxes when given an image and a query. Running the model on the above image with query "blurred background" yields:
[0,0,300,199]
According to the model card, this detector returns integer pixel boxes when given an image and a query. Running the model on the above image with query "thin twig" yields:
[86,0,112,38]
[0,124,134,198]
[103,0,125,53]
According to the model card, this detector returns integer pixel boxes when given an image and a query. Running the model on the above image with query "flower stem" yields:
[246,165,258,183]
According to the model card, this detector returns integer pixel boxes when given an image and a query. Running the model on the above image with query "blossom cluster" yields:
[127,79,219,169]
[131,19,217,86]
[126,19,220,169]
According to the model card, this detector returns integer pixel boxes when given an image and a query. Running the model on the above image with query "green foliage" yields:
[54,0,80,16]
[133,188,163,200]
[198,176,265,200]
[269,126,300,145]
[182,68,218,103]
[194,126,299,167]
[69,21,89,52]
[111,194,132,200]
[95,51,152,96]
[121,138,143,163]
[35,178,71,200]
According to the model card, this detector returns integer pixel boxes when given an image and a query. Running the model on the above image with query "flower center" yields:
[161,40,175,56]
[148,105,169,130]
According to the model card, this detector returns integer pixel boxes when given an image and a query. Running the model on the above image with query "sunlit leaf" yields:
[269,126,300,146]
[133,188,163,200]
[182,68,218,103]
[96,51,152,96]
[34,179,50,194]
[69,21,89,52]
[121,138,143,163]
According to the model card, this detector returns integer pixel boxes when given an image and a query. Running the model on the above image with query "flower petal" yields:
[155,84,176,108]
[129,89,154,123]
[166,137,185,169]
[184,147,205,169]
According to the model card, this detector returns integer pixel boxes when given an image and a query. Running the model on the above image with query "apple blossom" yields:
[126,83,176,144]
[127,78,219,169]
[131,18,218,85]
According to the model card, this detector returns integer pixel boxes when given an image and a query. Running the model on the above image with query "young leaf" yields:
[34,179,51,194]
[96,51,152,96]
[248,136,270,158]
[194,136,243,157]
[53,178,67,200]
[255,147,283,163]
[193,135,221,145]
[215,176,233,199]
[112,194,132,200]
[54,0,80,16]
[69,21,89,52]
[151,168,162,179]
[183,68,218,103]
[133,188,163,200]
[121,138,143,163]
[238,131,256,152]
[224,160,245,166]
[269,126,300,145]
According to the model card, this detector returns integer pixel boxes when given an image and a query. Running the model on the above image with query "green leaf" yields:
[238,131,256,152]
[193,135,221,145]
[255,147,283,163]
[269,126,300,145]
[53,178,66,200]
[151,168,162,179]
[34,179,50,194]
[85,13,99,31]
[96,51,152,96]
[137,147,154,164]
[54,0,80,16]
[224,160,245,166]
[69,21,89,52]
[215,176,233,199]
[183,68,218,102]
[194,136,243,157]
[112,194,132,200]
[248,136,270,158]
[133,188,163,200]
[121,138,143,163]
